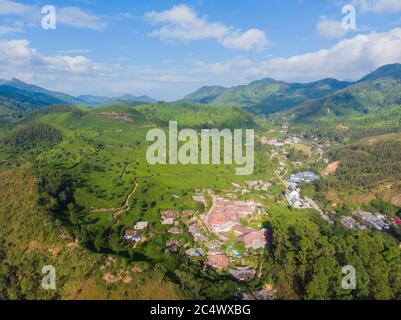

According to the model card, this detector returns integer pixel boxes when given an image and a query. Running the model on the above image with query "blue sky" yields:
[1,0,401,100]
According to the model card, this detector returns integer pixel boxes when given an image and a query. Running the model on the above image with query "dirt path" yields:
[121,160,137,179]
[90,183,138,219]
[113,183,139,221]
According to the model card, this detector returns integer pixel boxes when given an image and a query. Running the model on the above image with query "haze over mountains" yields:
[77,94,158,106]
[1,63,400,125]
[0,78,158,119]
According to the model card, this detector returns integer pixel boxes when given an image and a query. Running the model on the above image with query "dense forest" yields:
[267,211,401,299]
[1,124,63,152]
[317,140,401,192]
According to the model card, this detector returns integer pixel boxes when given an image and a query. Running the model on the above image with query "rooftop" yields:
[207,254,230,269]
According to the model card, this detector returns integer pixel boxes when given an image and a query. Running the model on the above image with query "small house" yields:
[229,267,256,282]
[124,230,142,243]
[168,227,183,235]
[161,210,178,225]
[134,221,149,230]
[206,254,230,269]
[166,240,181,253]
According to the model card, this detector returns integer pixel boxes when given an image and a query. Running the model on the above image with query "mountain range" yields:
[0,79,158,121]
[77,94,158,106]
[184,78,352,115]
[184,63,401,121]
[1,63,401,126]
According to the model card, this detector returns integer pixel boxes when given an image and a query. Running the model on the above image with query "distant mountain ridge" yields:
[184,77,352,114]
[287,64,401,122]
[0,79,158,124]
[0,78,83,108]
[78,94,158,106]
[184,64,401,122]
[1,63,400,126]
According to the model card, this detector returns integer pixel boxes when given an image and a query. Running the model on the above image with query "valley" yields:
[0,64,401,300]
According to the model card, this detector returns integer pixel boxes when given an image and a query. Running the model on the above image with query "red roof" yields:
[161,210,178,219]
[207,255,230,268]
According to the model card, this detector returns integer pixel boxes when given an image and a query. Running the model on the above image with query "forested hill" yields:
[184,64,401,125]
[0,79,83,123]
[184,77,351,114]
[287,64,401,123]
[0,78,82,108]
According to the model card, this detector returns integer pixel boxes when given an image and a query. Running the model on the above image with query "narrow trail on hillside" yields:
[121,160,137,179]
[114,183,139,219]
[90,183,138,216]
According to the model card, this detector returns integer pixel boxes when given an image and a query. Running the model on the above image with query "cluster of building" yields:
[289,171,318,184]
[285,172,318,209]
[244,180,272,192]
[261,136,301,147]
[229,180,272,196]
[204,197,269,249]
[340,216,366,230]
[358,211,391,231]
[199,197,271,270]
[121,193,274,279]
[341,211,392,232]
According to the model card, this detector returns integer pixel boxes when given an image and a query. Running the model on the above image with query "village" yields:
[123,192,271,281]
[263,125,401,235]
[121,125,400,300]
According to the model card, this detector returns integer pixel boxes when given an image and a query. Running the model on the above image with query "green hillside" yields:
[289,64,401,123]
[0,79,84,126]
[185,78,351,114]
[0,79,82,108]
[0,103,278,300]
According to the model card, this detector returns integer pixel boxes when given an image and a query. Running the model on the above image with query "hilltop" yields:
[184,77,351,114]
[287,64,401,123]
[0,79,158,125]
[78,94,158,107]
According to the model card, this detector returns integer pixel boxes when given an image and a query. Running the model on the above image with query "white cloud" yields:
[147,5,229,41]
[260,27,401,81]
[0,0,31,15]
[57,7,107,30]
[194,28,401,83]
[0,0,106,30]
[221,29,267,52]
[0,24,22,34]
[0,39,106,75]
[0,38,200,100]
[353,0,401,13]
[317,17,348,38]
[43,55,98,73]
[146,5,268,52]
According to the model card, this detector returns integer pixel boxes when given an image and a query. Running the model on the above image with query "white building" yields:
[134,221,149,230]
